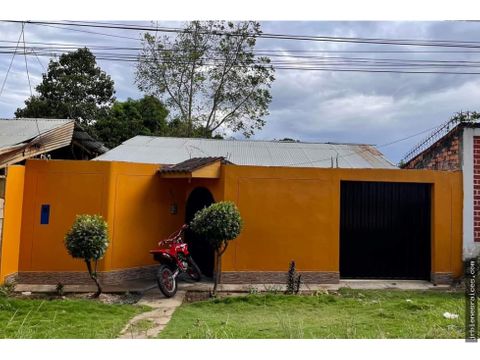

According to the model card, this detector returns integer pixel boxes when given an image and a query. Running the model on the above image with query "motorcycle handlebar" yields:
[158,224,188,245]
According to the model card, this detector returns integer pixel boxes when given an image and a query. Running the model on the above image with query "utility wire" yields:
[2,49,480,74]
[6,39,480,53]
[21,22,40,136]
[30,46,47,72]
[0,26,23,100]
[30,22,143,41]
[3,21,480,74]
[284,123,443,167]
[7,20,480,49]
[21,22,33,97]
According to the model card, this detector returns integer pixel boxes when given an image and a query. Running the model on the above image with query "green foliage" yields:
[285,261,302,295]
[64,214,109,297]
[190,201,242,294]
[0,298,148,338]
[15,48,115,127]
[92,96,169,148]
[451,110,480,123]
[189,201,243,251]
[64,215,109,261]
[55,283,65,296]
[136,21,275,138]
[0,282,16,298]
[159,290,465,339]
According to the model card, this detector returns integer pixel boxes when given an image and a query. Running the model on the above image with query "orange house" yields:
[0,137,463,286]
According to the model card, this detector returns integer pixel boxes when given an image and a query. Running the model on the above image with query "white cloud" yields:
[1,20,480,162]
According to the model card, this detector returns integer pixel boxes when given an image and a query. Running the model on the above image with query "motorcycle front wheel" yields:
[186,256,202,282]
[156,265,178,298]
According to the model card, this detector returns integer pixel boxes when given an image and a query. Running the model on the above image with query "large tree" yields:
[15,48,115,126]
[93,95,169,148]
[135,21,275,138]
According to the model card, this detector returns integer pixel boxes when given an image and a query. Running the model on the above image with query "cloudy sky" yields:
[1,20,479,163]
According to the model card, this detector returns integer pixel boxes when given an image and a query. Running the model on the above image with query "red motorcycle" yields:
[150,224,201,297]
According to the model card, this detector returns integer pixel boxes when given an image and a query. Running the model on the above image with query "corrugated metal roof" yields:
[0,118,72,148]
[0,118,75,168]
[160,157,227,174]
[95,136,396,169]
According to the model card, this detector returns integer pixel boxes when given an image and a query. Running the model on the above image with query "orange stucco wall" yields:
[221,165,463,278]
[7,159,463,281]
[0,166,25,283]
[17,160,196,273]
[18,160,110,272]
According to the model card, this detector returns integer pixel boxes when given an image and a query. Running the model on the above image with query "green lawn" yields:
[0,296,148,339]
[159,289,466,339]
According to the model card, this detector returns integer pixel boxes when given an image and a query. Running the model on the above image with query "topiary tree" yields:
[190,201,243,295]
[65,215,109,297]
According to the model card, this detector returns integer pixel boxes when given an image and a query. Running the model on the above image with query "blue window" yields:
[40,204,50,225]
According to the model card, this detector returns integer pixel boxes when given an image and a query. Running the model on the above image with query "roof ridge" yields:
[0,118,73,122]
[128,135,375,147]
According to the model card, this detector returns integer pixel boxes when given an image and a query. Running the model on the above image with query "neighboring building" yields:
[0,118,108,168]
[402,118,480,258]
[0,118,108,272]
[0,135,462,286]
[0,118,74,169]
[95,136,396,169]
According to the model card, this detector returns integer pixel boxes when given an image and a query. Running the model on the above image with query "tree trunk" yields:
[213,251,222,296]
[85,260,102,298]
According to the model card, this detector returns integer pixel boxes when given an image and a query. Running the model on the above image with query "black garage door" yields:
[340,181,431,280]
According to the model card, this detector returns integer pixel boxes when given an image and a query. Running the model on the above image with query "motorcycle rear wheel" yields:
[156,265,178,298]
[186,256,202,282]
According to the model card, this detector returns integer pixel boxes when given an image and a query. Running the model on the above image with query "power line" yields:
[30,46,47,72]
[285,123,443,167]
[21,22,40,136]
[21,22,33,97]
[30,22,143,41]
[6,44,480,66]
[3,48,480,74]
[3,21,480,74]
[7,20,480,49]
[0,25,23,100]
[6,39,480,54]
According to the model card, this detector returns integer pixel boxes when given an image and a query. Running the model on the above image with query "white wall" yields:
[462,127,480,259]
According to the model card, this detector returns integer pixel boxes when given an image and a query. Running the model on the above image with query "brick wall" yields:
[403,127,461,170]
[474,136,480,242]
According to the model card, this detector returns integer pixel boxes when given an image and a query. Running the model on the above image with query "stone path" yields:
[119,289,186,339]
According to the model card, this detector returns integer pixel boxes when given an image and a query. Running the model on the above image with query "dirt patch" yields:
[184,291,248,303]
[73,292,143,304]
[8,291,143,304]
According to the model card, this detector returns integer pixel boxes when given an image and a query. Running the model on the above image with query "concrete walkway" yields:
[14,279,450,294]
[119,289,186,339]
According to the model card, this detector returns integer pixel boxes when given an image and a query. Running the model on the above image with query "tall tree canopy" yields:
[15,48,115,126]
[135,21,275,138]
[93,95,169,148]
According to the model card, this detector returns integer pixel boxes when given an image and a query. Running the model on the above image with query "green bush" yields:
[65,215,109,261]
[190,201,243,247]
[190,201,243,294]
[65,215,109,297]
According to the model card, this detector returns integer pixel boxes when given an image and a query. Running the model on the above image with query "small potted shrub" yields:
[190,201,243,295]
[65,214,109,298]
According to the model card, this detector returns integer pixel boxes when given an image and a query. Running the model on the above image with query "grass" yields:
[159,289,467,339]
[0,295,149,339]
[124,319,157,338]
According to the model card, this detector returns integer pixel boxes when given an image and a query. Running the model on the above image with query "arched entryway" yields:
[185,187,215,277]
